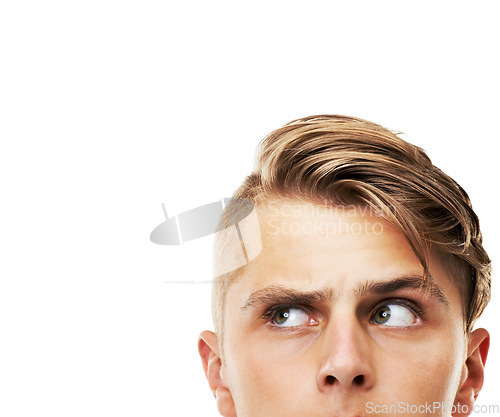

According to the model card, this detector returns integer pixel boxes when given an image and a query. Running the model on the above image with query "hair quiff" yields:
[212,114,491,343]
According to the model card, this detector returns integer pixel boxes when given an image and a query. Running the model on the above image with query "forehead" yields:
[254,198,413,283]
[228,197,461,304]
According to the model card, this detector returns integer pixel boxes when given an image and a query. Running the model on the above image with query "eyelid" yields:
[261,304,307,319]
[261,304,317,327]
[371,298,425,322]
[261,298,425,328]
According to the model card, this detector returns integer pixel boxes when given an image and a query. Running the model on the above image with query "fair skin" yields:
[199,198,489,417]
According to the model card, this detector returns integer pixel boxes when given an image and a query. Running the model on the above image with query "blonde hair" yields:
[212,115,491,346]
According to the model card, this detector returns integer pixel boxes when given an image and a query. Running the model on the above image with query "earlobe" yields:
[198,331,237,417]
[453,328,490,416]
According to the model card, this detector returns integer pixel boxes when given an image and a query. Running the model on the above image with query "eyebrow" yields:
[355,274,450,307]
[241,274,450,311]
[241,284,335,311]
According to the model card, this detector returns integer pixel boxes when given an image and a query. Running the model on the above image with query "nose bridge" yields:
[329,315,367,358]
[316,309,375,391]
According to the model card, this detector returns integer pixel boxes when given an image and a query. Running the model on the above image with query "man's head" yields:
[199,115,491,417]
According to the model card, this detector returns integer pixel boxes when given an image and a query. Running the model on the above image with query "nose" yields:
[316,320,375,392]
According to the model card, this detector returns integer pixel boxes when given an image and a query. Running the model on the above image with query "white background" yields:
[1,1,499,416]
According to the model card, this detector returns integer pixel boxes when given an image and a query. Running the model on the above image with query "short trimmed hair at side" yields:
[212,114,491,349]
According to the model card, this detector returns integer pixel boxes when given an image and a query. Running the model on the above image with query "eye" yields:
[268,306,317,327]
[372,303,418,327]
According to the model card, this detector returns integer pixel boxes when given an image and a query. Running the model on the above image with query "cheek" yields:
[381,339,464,407]
[224,333,317,414]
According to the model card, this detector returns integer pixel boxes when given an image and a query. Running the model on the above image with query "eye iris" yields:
[274,308,290,325]
[374,306,391,324]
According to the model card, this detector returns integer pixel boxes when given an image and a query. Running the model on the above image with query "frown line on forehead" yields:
[240,273,450,311]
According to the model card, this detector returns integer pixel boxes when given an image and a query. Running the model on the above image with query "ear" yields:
[452,328,490,416]
[198,330,237,417]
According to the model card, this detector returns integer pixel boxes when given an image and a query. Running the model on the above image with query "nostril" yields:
[325,375,336,385]
[353,375,364,385]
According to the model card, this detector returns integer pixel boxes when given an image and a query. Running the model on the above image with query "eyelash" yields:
[261,304,311,322]
[372,298,424,318]
[261,298,425,328]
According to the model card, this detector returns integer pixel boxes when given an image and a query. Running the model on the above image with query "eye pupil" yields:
[374,306,391,324]
[274,308,290,325]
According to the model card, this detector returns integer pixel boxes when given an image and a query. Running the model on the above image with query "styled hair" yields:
[212,114,491,345]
